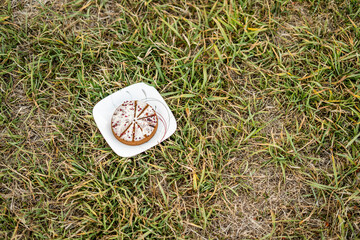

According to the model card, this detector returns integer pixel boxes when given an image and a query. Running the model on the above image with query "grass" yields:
[1,0,360,239]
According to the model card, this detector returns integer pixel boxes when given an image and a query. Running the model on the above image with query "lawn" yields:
[1,0,360,239]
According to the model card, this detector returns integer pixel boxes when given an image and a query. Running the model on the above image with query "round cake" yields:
[111,100,158,145]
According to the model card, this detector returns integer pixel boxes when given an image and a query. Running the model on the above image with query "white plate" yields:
[93,83,177,157]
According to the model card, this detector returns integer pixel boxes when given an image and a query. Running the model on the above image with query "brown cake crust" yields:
[111,100,158,146]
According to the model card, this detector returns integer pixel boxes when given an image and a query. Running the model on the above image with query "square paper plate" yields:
[93,83,177,157]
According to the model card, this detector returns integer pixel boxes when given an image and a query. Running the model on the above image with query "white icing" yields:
[137,117,156,136]
[137,116,157,127]
[112,101,135,124]
[112,121,131,136]
[137,104,155,119]
[135,100,147,117]
[143,125,154,136]
[120,123,134,141]
[111,101,136,136]
[136,118,149,129]
[134,123,145,141]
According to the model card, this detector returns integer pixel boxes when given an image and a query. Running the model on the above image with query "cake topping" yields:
[138,115,157,127]
[138,104,156,119]
[111,100,158,144]
[134,123,146,141]
[135,100,148,118]
[120,123,134,141]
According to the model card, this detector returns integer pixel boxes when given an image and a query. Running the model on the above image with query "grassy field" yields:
[1,0,360,239]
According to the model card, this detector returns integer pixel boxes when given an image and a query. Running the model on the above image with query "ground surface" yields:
[1,0,360,239]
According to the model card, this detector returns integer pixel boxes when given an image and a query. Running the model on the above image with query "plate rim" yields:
[93,82,177,157]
